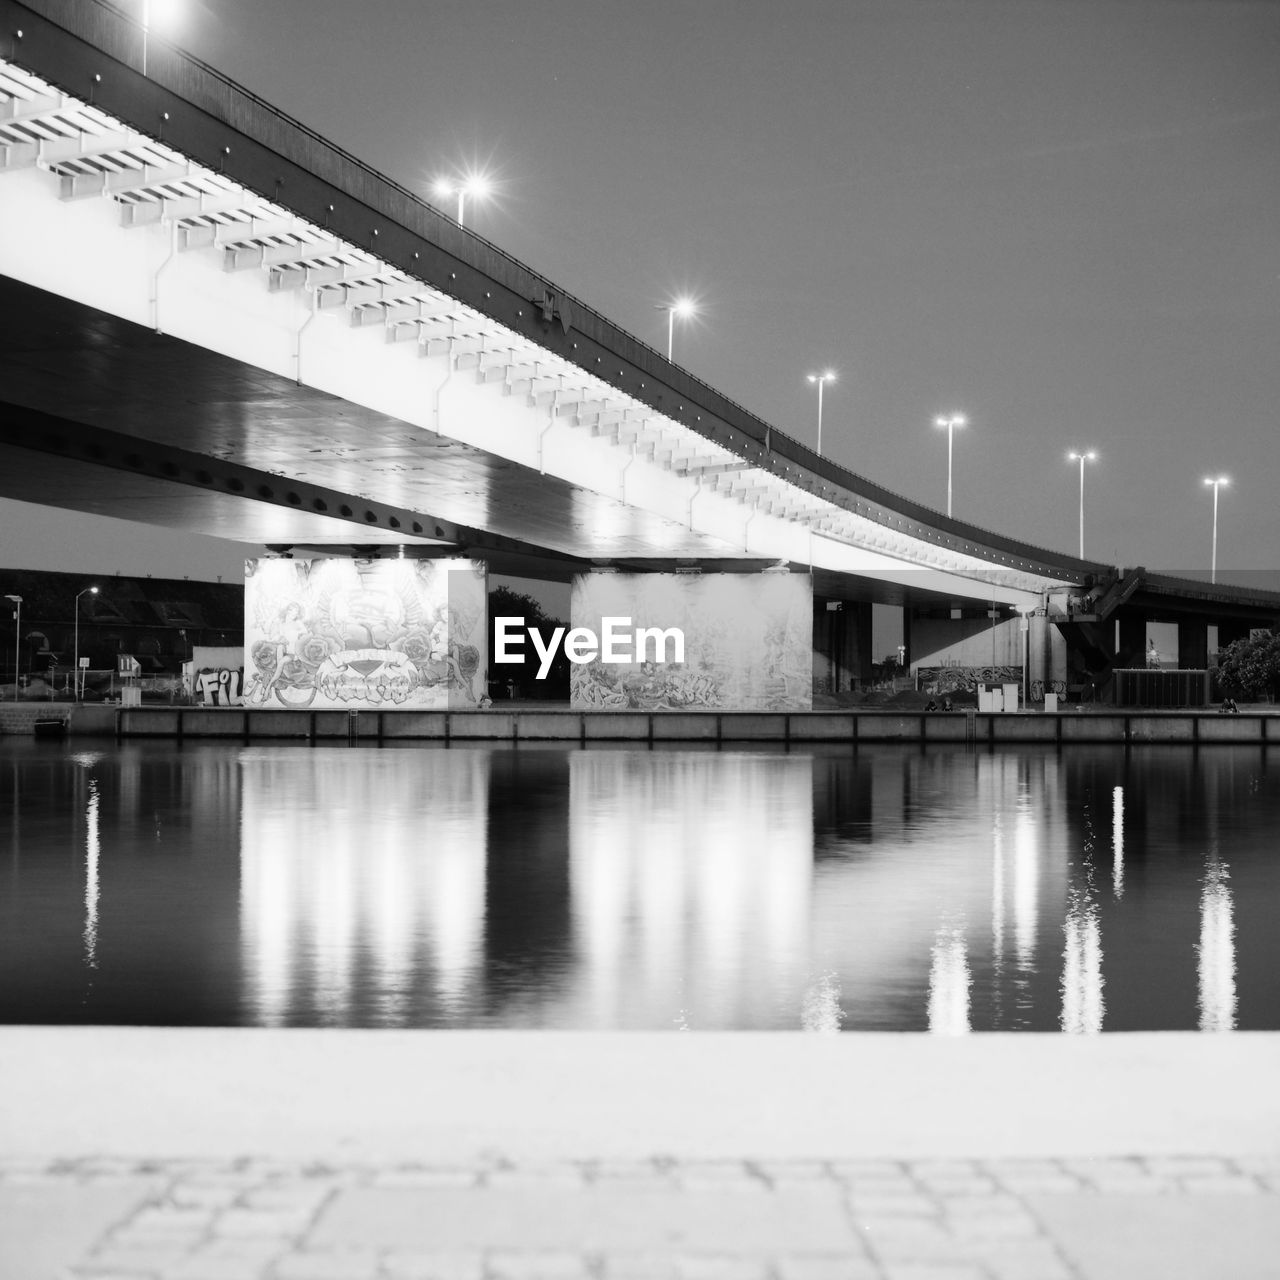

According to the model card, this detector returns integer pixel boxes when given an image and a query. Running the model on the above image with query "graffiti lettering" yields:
[197,667,244,706]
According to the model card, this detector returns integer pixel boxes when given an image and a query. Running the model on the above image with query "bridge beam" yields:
[0,22,1107,606]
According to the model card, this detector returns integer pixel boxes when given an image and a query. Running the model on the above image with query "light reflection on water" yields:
[1198,854,1236,1033]
[1,741,1277,1032]
[240,751,489,1027]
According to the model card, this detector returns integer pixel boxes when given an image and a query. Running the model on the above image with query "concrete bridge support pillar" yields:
[1117,613,1147,670]
[1027,613,1061,695]
[1178,619,1209,670]
[812,599,873,694]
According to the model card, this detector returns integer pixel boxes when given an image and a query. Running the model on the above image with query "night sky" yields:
[5,0,1278,584]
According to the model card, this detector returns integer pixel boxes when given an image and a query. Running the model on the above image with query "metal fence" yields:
[1113,668,1210,708]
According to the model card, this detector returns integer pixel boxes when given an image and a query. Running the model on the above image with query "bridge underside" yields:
[0,35,1082,614]
[4,11,1277,714]
[0,277,1027,610]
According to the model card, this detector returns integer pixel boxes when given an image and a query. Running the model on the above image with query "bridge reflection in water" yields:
[0,743,1273,1032]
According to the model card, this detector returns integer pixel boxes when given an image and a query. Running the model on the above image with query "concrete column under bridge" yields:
[905,605,1049,700]
[1117,613,1147,670]
[1178,620,1209,671]
[812,599,872,695]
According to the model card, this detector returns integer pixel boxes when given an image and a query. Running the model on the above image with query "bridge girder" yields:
[0,21,1097,608]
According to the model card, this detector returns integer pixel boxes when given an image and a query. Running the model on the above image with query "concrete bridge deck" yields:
[1,0,1097,609]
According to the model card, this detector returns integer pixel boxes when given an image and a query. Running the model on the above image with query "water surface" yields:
[2,740,1276,1032]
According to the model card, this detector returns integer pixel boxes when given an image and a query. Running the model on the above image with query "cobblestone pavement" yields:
[4,1154,1280,1280]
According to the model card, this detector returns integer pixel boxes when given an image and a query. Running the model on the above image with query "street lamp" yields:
[660,297,697,362]
[1067,450,1097,559]
[432,174,492,227]
[3,595,20,702]
[1204,476,1229,584]
[73,586,98,702]
[807,371,836,455]
[933,413,967,517]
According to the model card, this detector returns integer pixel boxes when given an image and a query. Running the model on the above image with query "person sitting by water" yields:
[1220,696,1239,713]
[924,699,938,711]
[1147,641,1160,668]
[942,696,954,712]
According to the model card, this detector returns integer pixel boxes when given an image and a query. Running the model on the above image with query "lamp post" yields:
[432,175,491,228]
[1067,450,1097,559]
[1204,476,1229,584]
[73,586,98,702]
[807,371,836,455]
[3,595,19,702]
[933,413,967,517]
[660,298,697,362]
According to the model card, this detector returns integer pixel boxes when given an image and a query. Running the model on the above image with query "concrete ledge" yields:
[381,711,448,739]
[651,714,719,741]
[65,706,115,737]
[119,708,180,736]
[583,714,650,740]
[1129,716,1195,742]
[1195,715,1265,742]
[720,714,788,741]
[1060,715,1126,742]
[110,707,1279,745]
[3,1028,1278,1165]
[924,714,973,743]
[181,710,246,737]
[516,712,582,740]
[790,713,854,742]
[450,712,514,739]
[991,715,1058,743]
[856,715,923,741]
[247,710,310,739]
[0,703,73,734]
[312,711,354,739]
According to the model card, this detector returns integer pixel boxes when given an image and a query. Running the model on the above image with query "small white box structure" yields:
[978,687,995,712]
[1003,682,1020,712]
[1044,692,1059,713]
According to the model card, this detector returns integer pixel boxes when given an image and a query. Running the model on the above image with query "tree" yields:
[489,587,561,633]
[487,587,570,699]
[1216,631,1280,701]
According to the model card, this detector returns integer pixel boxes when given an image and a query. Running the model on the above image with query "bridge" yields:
[2,0,1277,703]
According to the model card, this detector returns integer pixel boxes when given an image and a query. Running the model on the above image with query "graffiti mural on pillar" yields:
[916,665,1022,695]
[244,559,487,709]
[196,668,245,705]
[570,572,812,712]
